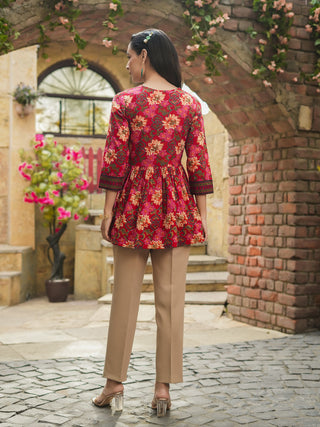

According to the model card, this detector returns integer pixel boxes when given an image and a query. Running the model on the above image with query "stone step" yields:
[106,254,227,274]
[99,291,228,305]
[107,271,228,293]
[0,271,21,306]
[0,245,35,304]
[0,245,33,271]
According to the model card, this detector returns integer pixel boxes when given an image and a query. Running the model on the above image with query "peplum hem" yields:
[109,164,206,249]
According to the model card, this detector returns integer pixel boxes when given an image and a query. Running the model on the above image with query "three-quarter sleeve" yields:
[99,94,130,192]
[185,100,214,195]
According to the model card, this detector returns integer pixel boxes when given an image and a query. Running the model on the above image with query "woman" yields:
[93,29,213,417]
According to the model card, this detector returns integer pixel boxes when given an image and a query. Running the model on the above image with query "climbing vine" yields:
[181,0,229,83]
[0,0,318,88]
[247,0,294,87]
[38,0,87,69]
[0,0,19,54]
[305,0,320,90]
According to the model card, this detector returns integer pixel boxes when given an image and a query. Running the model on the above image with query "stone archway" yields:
[2,0,320,333]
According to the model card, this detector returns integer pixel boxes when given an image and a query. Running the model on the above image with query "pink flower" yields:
[185,60,192,67]
[80,179,89,190]
[286,12,294,18]
[109,2,117,10]
[57,172,63,178]
[208,27,216,35]
[305,24,313,33]
[183,10,190,16]
[52,190,60,196]
[74,213,79,220]
[35,134,44,142]
[55,1,64,10]
[259,39,267,45]
[255,46,262,57]
[57,207,71,220]
[292,77,298,82]
[35,140,44,149]
[252,69,259,75]
[204,77,213,84]
[263,80,272,87]
[59,17,69,25]
[103,39,113,48]
[194,0,203,7]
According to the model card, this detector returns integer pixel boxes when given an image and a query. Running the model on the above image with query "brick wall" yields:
[3,0,320,332]
[227,134,320,333]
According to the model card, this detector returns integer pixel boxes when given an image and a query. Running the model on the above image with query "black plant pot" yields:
[45,278,70,303]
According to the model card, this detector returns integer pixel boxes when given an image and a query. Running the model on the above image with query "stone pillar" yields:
[7,46,37,248]
[0,53,11,243]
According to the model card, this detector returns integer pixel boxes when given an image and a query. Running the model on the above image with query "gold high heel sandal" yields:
[151,396,171,417]
[92,391,123,411]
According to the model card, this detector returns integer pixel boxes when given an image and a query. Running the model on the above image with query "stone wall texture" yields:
[1,0,319,333]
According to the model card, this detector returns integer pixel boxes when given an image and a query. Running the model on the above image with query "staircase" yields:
[75,210,228,302]
[0,245,35,306]
[104,243,228,293]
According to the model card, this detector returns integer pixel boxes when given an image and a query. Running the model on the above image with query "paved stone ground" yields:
[0,332,320,426]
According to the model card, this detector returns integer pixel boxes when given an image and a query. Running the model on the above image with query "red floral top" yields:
[99,85,213,249]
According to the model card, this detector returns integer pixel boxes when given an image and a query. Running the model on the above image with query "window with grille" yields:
[36,61,119,137]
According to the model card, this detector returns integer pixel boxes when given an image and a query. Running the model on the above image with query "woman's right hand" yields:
[101,215,112,242]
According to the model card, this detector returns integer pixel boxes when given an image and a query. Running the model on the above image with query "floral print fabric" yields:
[99,85,213,249]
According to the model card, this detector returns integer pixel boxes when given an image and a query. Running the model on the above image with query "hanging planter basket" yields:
[15,103,34,118]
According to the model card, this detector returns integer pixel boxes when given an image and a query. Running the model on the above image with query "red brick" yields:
[247,257,257,266]
[228,305,241,316]
[278,294,297,306]
[240,307,256,320]
[232,6,256,19]
[248,246,261,256]
[255,310,271,323]
[241,144,257,155]
[247,267,262,278]
[276,316,299,332]
[243,163,257,174]
[229,146,241,156]
[245,288,261,299]
[262,291,278,302]
[248,226,262,235]
[229,225,242,235]
[224,18,238,31]
[237,255,246,265]
[230,185,242,194]
[227,285,241,296]
[287,306,319,319]
[262,247,278,258]
[246,205,261,215]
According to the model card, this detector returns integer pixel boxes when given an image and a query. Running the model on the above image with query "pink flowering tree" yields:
[19,134,89,281]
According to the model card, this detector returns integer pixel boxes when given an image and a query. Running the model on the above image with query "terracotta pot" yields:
[15,103,34,117]
[45,278,70,303]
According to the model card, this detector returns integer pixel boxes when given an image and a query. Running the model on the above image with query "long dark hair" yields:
[130,29,182,88]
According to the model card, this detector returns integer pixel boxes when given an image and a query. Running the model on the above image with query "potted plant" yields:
[13,83,41,117]
[19,134,89,302]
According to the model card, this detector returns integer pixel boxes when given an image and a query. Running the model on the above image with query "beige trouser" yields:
[103,244,190,384]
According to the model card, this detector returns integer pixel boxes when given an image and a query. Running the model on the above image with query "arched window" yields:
[36,61,120,137]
